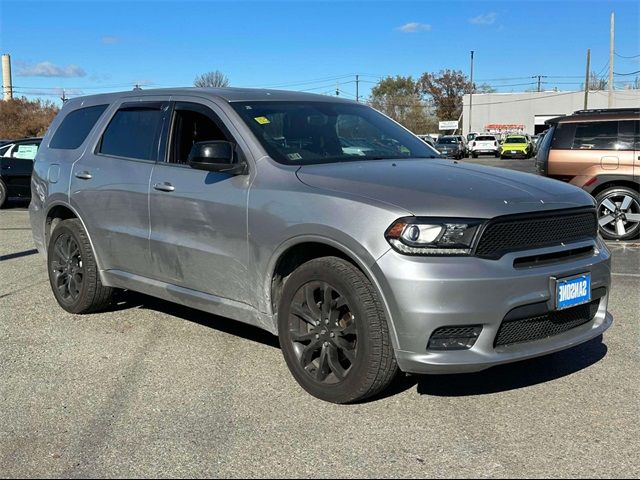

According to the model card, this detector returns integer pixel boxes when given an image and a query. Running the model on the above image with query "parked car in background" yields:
[466,132,479,142]
[454,135,469,157]
[30,88,613,403]
[417,134,436,148]
[500,135,532,159]
[0,137,42,207]
[470,134,500,158]
[536,108,639,240]
[435,135,465,159]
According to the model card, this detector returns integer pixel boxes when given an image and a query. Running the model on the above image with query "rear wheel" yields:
[278,257,397,404]
[471,152,478,158]
[596,187,640,240]
[47,219,115,313]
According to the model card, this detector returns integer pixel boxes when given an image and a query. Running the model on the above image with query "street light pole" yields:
[468,50,474,135]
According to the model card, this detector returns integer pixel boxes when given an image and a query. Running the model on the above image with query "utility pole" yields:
[356,74,359,103]
[2,54,12,101]
[468,50,474,135]
[608,11,615,107]
[532,75,547,92]
[335,80,340,96]
[60,89,67,103]
[584,49,591,110]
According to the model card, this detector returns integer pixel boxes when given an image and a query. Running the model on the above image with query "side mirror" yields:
[187,141,247,174]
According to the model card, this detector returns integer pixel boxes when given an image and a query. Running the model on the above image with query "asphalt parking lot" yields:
[1,158,639,478]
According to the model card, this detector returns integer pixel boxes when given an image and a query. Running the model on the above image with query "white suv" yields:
[470,134,500,158]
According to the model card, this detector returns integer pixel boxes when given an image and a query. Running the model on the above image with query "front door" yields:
[148,100,254,305]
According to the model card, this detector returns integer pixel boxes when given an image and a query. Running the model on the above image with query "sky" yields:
[0,0,639,104]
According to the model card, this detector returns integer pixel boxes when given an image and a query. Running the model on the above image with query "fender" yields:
[263,234,400,350]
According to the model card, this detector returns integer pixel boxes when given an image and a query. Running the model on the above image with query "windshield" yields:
[437,137,458,145]
[230,101,438,165]
[505,137,527,144]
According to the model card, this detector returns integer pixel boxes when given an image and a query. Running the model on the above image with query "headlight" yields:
[385,218,484,255]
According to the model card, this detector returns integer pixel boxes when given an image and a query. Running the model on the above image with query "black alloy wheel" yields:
[51,232,84,303]
[288,281,357,384]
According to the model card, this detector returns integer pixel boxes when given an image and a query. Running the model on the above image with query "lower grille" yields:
[494,299,600,347]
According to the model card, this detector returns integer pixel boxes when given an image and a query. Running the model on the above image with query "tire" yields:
[278,256,398,404]
[494,151,500,158]
[595,187,640,241]
[471,152,478,159]
[47,218,114,313]
[0,179,6,208]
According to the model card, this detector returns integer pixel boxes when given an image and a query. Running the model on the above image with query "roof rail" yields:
[573,108,640,115]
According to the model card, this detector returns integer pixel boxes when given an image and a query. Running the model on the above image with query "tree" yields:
[475,82,496,94]
[417,70,471,121]
[0,97,59,139]
[193,70,230,88]
[368,76,436,133]
[581,70,607,91]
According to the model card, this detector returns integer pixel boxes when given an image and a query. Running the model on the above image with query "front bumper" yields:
[500,149,529,158]
[373,238,612,374]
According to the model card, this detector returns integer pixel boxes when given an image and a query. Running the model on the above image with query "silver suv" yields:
[30,88,613,403]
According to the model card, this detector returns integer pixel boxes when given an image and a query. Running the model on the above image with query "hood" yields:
[296,159,594,218]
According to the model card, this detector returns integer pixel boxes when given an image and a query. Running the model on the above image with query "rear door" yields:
[70,99,168,277]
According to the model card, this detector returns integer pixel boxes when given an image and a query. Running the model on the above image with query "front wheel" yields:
[278,257,398,404]
[596,187,640,240]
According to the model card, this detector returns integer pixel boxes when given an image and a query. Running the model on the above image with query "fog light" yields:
[427,325,482,351]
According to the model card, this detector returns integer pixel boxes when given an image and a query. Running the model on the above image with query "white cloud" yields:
[101,36,120,44]
[398,22,432,33]
[469,13,497,25]
[17,61,86,78]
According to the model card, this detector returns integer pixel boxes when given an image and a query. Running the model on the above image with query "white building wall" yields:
[462,90,640,136]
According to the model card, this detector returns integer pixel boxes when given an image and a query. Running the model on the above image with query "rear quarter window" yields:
[49,104,109,150]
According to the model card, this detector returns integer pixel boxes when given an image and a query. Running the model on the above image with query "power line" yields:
[614,70,640,76]
[614,52,640,59]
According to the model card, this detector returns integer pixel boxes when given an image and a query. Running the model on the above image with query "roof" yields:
[546,107,640,125]
[64,87,357,107]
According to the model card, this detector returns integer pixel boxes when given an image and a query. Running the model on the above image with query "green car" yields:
[500,135,532,159]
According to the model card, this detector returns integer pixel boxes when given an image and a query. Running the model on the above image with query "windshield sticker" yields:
[254,116,270,125]
[287,153,303,161]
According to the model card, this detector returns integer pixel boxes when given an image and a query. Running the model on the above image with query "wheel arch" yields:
[44,202,105,272]
[266,236,400,349]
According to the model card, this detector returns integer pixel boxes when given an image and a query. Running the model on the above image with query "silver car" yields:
[30,88,613,403]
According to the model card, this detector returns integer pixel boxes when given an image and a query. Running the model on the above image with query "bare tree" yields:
[0,97,59,138]
[193,70,230,88]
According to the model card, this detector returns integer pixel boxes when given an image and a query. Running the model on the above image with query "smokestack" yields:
[2,54,13,101]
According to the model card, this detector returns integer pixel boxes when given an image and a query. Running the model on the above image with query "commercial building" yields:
[462,90,640,136]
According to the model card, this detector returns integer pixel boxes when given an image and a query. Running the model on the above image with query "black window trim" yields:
[94,100,169,164]
[159,100,248,170]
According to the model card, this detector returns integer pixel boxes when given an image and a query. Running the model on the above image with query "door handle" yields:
[153,182,175,192]
[75,171,92,180]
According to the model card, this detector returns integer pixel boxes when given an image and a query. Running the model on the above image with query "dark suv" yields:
[0,137,42,207]
[536,108,639,240]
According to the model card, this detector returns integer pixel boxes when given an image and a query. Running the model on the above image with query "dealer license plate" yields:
[555,273,591,310]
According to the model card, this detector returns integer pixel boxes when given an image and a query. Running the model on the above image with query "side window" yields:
[168,104,230,164]
[49,104,108,149]
[572,121,619,150]
[550,123,576,149]
[11,142,40,160]
[617,120,636,150]
[99,106,164,161]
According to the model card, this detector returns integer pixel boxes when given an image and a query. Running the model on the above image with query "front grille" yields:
[475,209,597,259]
[494,299,600,347]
